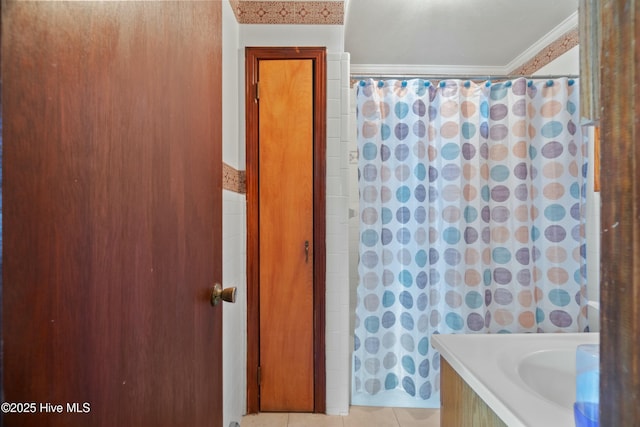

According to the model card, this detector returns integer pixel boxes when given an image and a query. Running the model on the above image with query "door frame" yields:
[245,46,326,414]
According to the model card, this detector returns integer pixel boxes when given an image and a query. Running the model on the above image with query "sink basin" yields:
[433,332,599,427]
[518,349,576,409]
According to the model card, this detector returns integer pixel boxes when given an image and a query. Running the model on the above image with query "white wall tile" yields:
[327,117,341,139]
[340,54,351,88]
[222,4,246,426]
[328,79,341,101]
[327,137,341,159]
[327,59,341,80]
[328,99,341,119]
[222,191,247,427]
[324,56,351,415]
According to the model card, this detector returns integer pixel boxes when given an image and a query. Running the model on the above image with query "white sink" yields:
[518,349,576,409]
[433,332,599,427]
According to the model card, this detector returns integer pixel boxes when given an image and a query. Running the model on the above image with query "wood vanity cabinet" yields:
[440,359,508,427]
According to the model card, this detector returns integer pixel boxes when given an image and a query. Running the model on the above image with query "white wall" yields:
[325,51,351,415]
[222,2,247,426]
[240,25,344,53]
[533,45,579,76]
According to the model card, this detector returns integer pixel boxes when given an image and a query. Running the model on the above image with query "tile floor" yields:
[241,406,440,427]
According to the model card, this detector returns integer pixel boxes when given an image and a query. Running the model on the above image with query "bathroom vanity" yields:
[440,357,507,426]
[433,333,599,427]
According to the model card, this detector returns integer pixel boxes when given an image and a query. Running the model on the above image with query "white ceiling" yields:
[344,0,579,74]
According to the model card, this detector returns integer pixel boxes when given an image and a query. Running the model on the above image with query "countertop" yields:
[433,332,599,427]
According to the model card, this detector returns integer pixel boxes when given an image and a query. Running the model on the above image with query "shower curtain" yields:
[352,78,588,408]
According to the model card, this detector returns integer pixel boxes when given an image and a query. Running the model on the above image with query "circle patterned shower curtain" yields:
[352,78,588,408]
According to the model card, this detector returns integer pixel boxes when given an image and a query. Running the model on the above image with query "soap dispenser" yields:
[574,344,599,427]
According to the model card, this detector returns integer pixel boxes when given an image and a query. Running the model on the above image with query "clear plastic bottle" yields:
[574,344,599,427]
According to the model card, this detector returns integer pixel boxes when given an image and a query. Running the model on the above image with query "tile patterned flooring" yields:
[241,406,440,427]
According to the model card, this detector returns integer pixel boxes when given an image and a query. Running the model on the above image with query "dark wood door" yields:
[2,2,223,426]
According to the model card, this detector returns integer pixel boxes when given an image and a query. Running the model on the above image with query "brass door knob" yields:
[211,283,237,306]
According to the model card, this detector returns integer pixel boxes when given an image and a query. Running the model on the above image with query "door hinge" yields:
[257,366,262,385]
[255,82,260,101]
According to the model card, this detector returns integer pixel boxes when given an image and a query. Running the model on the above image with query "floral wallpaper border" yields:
[510,27,579,75]
[228,0,344,25]
[223,162,247,194]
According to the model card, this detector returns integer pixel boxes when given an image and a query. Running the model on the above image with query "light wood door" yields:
[258,59,315,412]
[2,2,223,426]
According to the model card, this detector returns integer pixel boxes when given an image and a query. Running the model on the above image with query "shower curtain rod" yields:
[350,73,579,81]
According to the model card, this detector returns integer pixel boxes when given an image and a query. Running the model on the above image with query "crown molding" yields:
[505,11,579,73]
[350,63,508,79]
[351,11,579,78]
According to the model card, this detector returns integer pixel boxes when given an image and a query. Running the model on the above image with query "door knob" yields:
[211,283,237,306]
